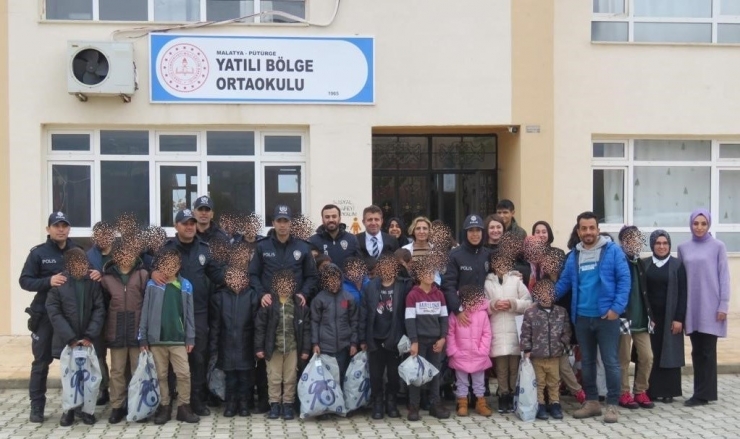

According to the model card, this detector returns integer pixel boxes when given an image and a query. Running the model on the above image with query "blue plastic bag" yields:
[398,355,439,387]
[126,351,160,422]
[343,351,371,412]
[60,345,102,415]
[298,354,346,419]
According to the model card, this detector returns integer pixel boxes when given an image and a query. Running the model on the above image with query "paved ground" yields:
[0,375,739,439]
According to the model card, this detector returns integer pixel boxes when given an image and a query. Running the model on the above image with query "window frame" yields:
[592,0,740,43]
[592,138,740,253]
[46,127,307,238]
[42,0,307,23]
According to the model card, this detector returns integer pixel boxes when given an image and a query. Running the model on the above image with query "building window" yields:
[592,139,740,252]
[47,129,306,236]
[592,0,740,43]
[44,0,305,22]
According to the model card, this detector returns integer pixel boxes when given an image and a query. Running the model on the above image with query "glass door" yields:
[157,163,199,227]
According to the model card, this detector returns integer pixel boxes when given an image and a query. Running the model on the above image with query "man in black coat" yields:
[308,204,360,270]
[19,212,81,423]
[151,209,225,416]
[193,195,229,244]
[356,205,400,260]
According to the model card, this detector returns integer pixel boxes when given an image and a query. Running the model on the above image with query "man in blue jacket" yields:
[309,204,360,270]
[556,211,630,424]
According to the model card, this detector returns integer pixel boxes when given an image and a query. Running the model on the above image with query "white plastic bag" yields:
[207,358,226,401]
[126,351,160,422]
[397,335,411,355]
[298,354,346,418]
[513,357,538,422]
[398,355,439,387]
[60,345,102,414]
[343,351,371,411]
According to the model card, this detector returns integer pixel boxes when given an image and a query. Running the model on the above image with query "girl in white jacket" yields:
[485,255,531,414]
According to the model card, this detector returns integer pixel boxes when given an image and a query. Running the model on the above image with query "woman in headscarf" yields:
[677,209,731,407]
[385,217,411,247]
[641,230,687,403]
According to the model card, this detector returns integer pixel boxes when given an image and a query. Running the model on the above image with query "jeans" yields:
[225,370,252,402]
[575,316,621,405]
[326,347,351,386]
[368,344,401,399]
[188,315,209,404]
[409,338,442,407]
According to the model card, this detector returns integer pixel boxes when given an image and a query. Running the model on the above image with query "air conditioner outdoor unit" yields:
[67,41,136,102]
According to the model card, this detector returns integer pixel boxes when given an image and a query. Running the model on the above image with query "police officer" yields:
[308,204,360,269]
[151,209,224,416]
[19,212,81,423]
[251,205,318,307]
[193,195,229,244]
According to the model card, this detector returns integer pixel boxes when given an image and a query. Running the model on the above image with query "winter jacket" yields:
[446,300,493,373]
[484,272,532,357]
[520,304,571,359]
[310,289,359,355]
[506,218,527,241]
[623,254,655,330]
[46,275,106,358]
[19,237,80,313]
[342,277,370,305]
[100,260,149,348]
[87,246,111,273]
[160,236,224,317]
[249,230,318,300]
[359,277,411,352]
[442,238,490,314]
[309,224,361,270]
[255,293,312,361]
[138,277,195,347]
[196,221,229,244]
[555,239,631,324]
[208,286,259,371]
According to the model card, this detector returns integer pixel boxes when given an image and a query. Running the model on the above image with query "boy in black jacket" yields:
[209,267,258,418]
[46,248,106,427]
[360,255,410,419]
[311,264,359,384]
[255,269,311,421]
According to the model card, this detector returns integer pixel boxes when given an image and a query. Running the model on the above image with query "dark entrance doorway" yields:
[372,135,498,233]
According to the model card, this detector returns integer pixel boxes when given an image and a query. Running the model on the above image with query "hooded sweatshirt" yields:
[575,236,609,318]
[677,209,731,337]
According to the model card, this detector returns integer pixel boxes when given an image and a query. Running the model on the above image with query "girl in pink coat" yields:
[446,286,493,417]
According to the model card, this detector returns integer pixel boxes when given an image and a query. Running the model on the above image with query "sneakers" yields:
[268,402,281,420]
[604,405,619,423]
[153,404,171,425]
[618,392,639,409]
[505,393,514,413]
[573,400,602,419]
[407,405,420,422]
[497,394,506,414]
[176,404,201,423]
[429,401,450,419]
[549,402,564,420]
[282,403,295,420]
[108,407,125,424]
[634,392,655,409]
[29,404,44,423]
[456,397,469,417]
[59,410,75,427]
[574,389,586,404]
[536,404,549,420]
[475,397,492,417]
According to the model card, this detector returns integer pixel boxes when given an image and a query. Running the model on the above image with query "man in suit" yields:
[356,205,400,260]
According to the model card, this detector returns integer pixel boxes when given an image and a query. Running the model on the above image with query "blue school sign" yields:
[150,34,374,104]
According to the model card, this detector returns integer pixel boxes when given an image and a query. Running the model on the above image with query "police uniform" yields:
[18,212,79,418]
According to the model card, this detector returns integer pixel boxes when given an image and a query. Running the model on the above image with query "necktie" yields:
[371,236,379,258]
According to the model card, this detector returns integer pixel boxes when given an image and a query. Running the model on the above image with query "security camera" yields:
[507,126,519,134]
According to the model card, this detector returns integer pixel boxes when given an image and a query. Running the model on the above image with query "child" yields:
[359,255,411,419]
[314,253,332,271]
[446,285,493,417]
[404,257,450,421]
[394,248,412,280]
[485,248,532,414]
[100,244,149,424]
[311,264,359,382]
[255,269,311,420]
[138,249,199,425]
[46,248,106,426]
[342,256,369,305]
[520,279,571,420]
[209,266,258,418]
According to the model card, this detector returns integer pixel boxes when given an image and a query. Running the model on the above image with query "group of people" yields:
[18,196,730,427]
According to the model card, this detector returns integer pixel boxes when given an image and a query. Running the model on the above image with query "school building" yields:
[0,0,738,334]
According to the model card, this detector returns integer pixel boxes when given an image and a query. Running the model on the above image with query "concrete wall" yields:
[0,0,10,334]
